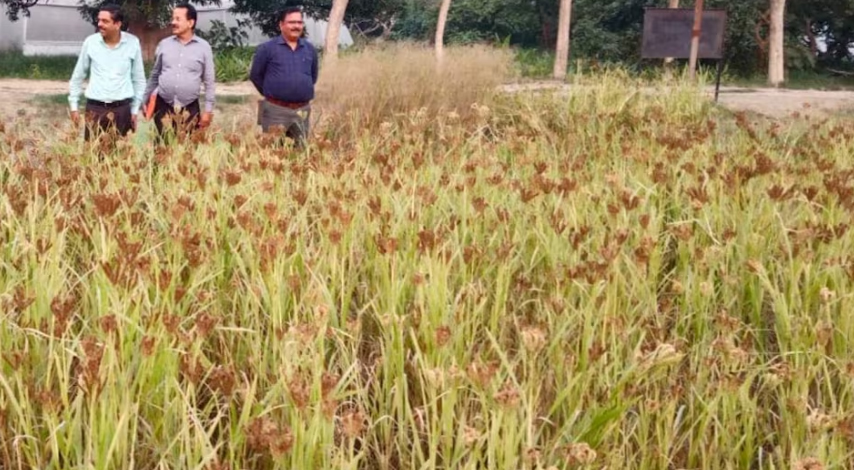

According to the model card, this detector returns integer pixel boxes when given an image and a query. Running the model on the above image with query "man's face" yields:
[97,11,121,39]
[171,7,194,36]
[279,12,304,42]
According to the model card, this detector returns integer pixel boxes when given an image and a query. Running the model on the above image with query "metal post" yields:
[714,58,724,102]
[688,0,704,80]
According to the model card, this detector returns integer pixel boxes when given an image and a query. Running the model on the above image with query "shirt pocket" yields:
[299,56,313,76]
[111,56,132,80]
[187,57,204,75]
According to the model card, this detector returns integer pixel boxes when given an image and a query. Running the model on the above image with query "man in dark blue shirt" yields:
[250,7,319,148]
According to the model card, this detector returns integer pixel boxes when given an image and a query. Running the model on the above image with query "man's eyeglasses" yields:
[285,21,304,25]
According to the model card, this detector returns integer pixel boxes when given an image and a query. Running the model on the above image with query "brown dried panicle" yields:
[435,326,451,347]
[179,355,203,384]
[339,409,366,439]
[417,229,437,252]
[92,193,122,218]
[8,286,35,313]
[245,417,293,456]
[375,234,398,255]
[77,337,104,394]
[493,381,520,407]
[793,457,824,470]
[321,372,340,398]
[208,365,237,396]
[99,315,118,334]
[467,360,499,387]
[671,223,693,241]
[193,312,218,339]
[141,336,156,356]
[224,170,242,186]
[520,325,547,352]
[288,375,310,409]
[564,442,597,465]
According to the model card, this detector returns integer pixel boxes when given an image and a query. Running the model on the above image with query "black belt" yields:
[87,98,132,108]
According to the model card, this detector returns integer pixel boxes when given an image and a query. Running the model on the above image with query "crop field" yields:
[1,45,853,469]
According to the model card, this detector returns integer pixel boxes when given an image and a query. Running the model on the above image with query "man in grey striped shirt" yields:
[143,3,215,140]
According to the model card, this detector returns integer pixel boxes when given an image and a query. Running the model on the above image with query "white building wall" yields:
[0,5,25,50]
[1,0,353,55]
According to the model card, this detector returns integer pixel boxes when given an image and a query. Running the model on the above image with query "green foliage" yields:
[196,19,251,51]
[513,48,554,78]
[787,42,817,71]
[74,0,220,29]
[384,0,854,78]
[0,50,156,80]
[227,0,301,38]
[212,46,255,82]
[1,0,220,29]
[4,0,854,81]
[0,50,80,80]
[227,0,406,40]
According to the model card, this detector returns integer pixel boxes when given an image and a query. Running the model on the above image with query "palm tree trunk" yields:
[664,0,680,65]
[552,0,572,80]
[768,0,786,86]
[325,0,350,62]
[435,0,452,66]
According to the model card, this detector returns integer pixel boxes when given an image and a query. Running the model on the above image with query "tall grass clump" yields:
[212,46,254,83]
[1,61,853,470]
[316,42,515,137]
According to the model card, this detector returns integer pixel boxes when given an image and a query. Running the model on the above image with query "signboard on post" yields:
[641,7,728,101]
[641,8,727,59]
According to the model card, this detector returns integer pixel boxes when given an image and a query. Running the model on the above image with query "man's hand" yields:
[70,111,80,125]
[131,114,138,131]
[199,112,213,128]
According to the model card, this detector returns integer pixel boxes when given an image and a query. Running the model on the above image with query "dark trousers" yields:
[84,99,133,142]
[153,95,200,141]
[258,99,311,149]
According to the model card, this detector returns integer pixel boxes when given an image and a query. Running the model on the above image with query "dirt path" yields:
[0,78,257,98]
[2,78,853,122]
[0,79,257,121]
[501,82,854,118]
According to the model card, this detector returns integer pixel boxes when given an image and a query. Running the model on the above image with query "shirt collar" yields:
[277,36,305,49]
[98,31,128,46]
[172,34,199,44]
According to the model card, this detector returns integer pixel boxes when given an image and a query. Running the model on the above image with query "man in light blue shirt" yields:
[68,4,146,141]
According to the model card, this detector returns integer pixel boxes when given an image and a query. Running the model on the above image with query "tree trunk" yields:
[127,19,170,63]
[768,0,785,86]
[435,0,452,66]
[552,0,572,80]
[535,0,554,49]
[664,0,680,65]
[325,0,350,61]
[805,19,818,57]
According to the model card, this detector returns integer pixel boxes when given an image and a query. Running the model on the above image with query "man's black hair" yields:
[98,4,124,25]
[175,3,198,29]
[278,6,303,23]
